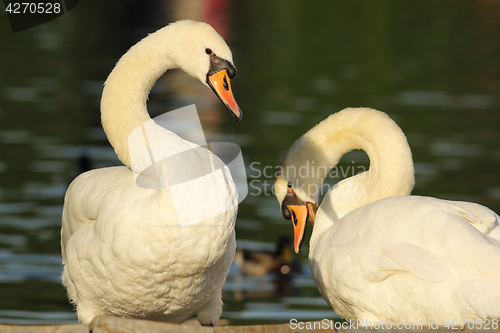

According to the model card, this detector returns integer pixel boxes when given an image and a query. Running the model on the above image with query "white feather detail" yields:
[384,243,449,282]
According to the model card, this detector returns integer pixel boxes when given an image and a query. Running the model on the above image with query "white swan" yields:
[61,20,242,325]
[275,108,500,323]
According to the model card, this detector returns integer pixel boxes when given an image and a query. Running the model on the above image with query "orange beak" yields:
[207,69,242,121]
[288,204,308,255]
[306,202,317,227]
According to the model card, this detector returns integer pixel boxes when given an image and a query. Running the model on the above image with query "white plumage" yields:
[61,20,241,325]
[275,108,500,323]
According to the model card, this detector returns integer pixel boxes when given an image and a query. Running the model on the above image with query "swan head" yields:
[275,177,317,255]
[275,131,324,255]
[160,20,242,120]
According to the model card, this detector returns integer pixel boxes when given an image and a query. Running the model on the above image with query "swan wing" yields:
[446,200,500,241]
[381,243,449,282]
[324,197,500,285]
[375,200,500,282]
[61,166,131,262]
[374,198,500,279]
[444,200,500,276]
[317,196,500,319]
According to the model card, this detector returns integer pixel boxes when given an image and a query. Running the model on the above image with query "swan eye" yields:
[205,48,213,55]
[288,182,292,188]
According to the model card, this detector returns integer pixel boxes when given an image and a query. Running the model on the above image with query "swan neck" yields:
[101,34,175,167]
[281,108,414,215]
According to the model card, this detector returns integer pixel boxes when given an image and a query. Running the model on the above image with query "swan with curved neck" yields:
[61,20,242,325]
[276,108,414,253]
[275,108,500,322]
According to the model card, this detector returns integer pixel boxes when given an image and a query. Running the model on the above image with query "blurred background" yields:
[1,0,500,325]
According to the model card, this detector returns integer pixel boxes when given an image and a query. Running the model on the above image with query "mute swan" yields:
[275,108,500,323]
[61,20,242,325]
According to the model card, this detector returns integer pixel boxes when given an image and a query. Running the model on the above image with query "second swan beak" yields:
[207,69,242,121]
[287,202,317,255]
[288,204,308,255]
[281,186,317,255]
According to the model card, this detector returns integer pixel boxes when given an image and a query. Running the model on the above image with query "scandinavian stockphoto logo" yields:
[128,105,247,227]
[4,0,79,33]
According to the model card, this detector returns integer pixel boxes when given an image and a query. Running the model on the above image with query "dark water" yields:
[1,0,499,325]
